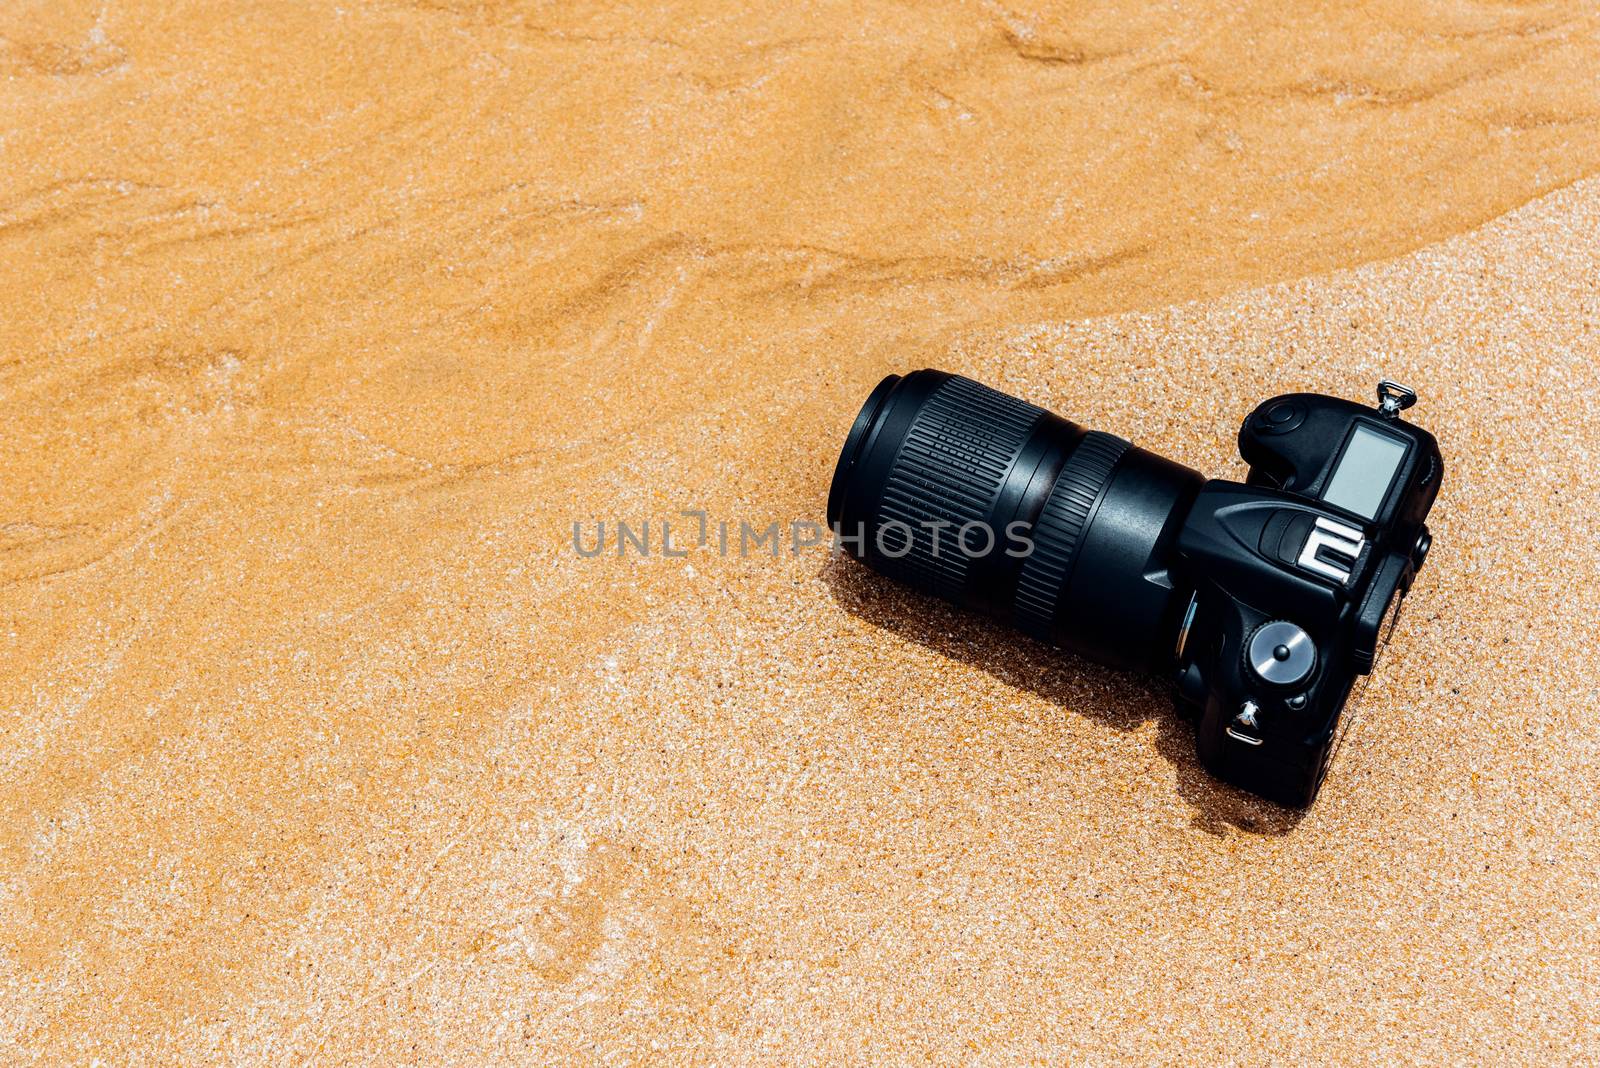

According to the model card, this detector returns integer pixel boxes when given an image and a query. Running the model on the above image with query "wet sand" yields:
[2,0,1599,1062]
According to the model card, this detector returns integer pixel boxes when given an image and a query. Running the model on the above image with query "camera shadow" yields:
[820,555,1305,837]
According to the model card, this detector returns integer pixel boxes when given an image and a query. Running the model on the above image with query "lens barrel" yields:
[828,370,1204,672]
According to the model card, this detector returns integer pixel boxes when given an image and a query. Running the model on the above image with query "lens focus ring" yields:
[1013,431,1130,640]
[830,369,1204,673]
[871,376,1044,601]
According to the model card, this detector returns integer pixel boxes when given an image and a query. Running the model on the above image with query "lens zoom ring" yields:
[873,376,1044,600]
[1013,431,1130,640]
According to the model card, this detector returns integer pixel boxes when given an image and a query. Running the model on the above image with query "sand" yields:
[2,0,1599,1062]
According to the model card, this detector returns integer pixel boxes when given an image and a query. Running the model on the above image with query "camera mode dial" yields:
[1246,620,1316,687]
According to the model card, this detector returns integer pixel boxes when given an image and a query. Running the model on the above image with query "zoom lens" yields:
[828,370,1204,672]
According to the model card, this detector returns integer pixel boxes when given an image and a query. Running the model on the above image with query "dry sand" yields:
[2,0,1599,1062]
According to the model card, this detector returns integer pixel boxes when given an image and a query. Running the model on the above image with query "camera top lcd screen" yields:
[1322,425,1407,519]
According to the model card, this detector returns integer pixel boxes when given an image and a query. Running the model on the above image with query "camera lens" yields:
[828,370,1204,672]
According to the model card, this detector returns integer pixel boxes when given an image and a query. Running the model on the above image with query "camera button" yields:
[1413,527,1433,571]
[1247,621,1316,687]
[1256,402,1306,434]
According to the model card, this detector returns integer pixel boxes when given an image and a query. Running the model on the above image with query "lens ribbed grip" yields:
[1013,431,1130,640]
[872,376,1044,600]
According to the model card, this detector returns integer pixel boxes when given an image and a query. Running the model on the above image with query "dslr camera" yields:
[828,370,1443,806]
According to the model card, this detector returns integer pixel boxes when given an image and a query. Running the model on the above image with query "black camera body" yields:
[828,370,1443,807]
[1174,386,1442,804]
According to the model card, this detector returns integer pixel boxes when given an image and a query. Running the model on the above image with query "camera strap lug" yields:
[1225,700,1265,746]
[1376,380,1417,419]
